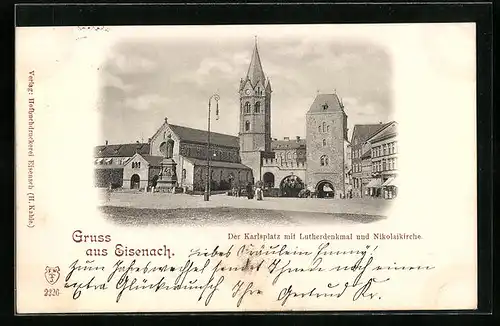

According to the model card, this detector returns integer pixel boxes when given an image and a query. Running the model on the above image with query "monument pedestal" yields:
[156,158,178,191]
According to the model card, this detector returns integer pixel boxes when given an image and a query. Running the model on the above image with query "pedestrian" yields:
[106,182,112,202]
[246,182,253,199]
[256,186,263,201]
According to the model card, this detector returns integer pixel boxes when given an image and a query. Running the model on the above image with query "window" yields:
[382,159,386,171]
[322,122,326,133]
[383,144,388,155]
[182,169,186,179]
[244,102,251,114]
[254,102,261,113]
[132,161,141,169]
[245,120,250,131]
[320,155,329,166]
[322,139,326,147]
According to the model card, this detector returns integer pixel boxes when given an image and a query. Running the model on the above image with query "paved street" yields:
[98,190,392,226]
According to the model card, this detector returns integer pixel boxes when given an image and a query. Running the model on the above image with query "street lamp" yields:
[204,93,220,201]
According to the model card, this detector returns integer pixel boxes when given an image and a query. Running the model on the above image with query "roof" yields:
[307,93,345,114]
[351,122,391,143]
[184,157,251,170]
[246,41,266,87]
[272,139,306,150]
[141,155,164,167]
[369,122,398,143]
[95,143,150,158]
[169,124,240,148]
[94,164,124,170]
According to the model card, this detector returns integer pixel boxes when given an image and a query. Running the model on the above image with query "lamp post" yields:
[204,93,220,201]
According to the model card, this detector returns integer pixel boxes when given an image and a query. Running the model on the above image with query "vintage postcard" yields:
[15,23,477,313]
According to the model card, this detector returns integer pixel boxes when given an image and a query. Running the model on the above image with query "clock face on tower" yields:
[245,89,251,95]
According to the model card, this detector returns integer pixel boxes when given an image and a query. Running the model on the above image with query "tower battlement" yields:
[262,158,306,169]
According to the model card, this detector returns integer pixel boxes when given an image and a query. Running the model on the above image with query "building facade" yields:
[350,123,391,197]
[367,121,399,198]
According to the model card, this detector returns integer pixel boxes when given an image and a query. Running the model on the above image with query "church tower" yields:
[238,39,272,182]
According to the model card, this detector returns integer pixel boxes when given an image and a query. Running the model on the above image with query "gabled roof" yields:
[169,124,240,148]
[94,143,150,158]
[351,122,391,144]
[272,139,306,150]
[124,153,164,167]
[307,93,345,114]
[142,155,164,167]
[369,121,398,143]
[246,41,266,87]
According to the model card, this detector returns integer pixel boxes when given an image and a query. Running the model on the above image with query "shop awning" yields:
[104,158,113,164]
[383,176,398,187]
[95,158,103,164]
[366,178,382,188]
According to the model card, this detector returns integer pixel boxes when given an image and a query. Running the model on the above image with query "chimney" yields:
[148,138,152,142]
[105,140,108,145]
[284,137,289,141]
[296,136,300,142]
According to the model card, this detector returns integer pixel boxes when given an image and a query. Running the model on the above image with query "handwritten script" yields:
[63,242,434,308]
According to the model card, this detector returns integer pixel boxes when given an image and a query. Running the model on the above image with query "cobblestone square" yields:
[98,191,392,226]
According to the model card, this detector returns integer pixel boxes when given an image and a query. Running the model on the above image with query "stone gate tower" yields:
[305,93,348,196]
[238,39,273,182]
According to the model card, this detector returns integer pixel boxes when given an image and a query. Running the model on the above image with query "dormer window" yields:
[322,103,329,110]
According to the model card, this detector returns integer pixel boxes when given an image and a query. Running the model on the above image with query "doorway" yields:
[131,174,140,189]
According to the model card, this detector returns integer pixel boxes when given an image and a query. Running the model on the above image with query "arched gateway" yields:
[280,175,304,197]
[316,180,335,198]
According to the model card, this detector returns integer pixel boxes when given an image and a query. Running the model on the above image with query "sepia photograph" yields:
[15,20,480,313]
[94,29,399,227]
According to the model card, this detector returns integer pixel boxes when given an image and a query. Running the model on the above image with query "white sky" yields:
[95,24,407,144]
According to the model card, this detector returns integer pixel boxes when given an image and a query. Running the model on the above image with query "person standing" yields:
[246,182,253,199]
[106,182,112,202]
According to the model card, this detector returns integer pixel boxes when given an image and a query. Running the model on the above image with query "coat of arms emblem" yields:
[44,266,60,285]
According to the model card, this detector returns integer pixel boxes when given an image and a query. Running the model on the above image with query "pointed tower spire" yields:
[246,37,266,87]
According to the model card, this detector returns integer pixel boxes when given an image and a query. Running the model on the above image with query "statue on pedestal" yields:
[156,134,178,191]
